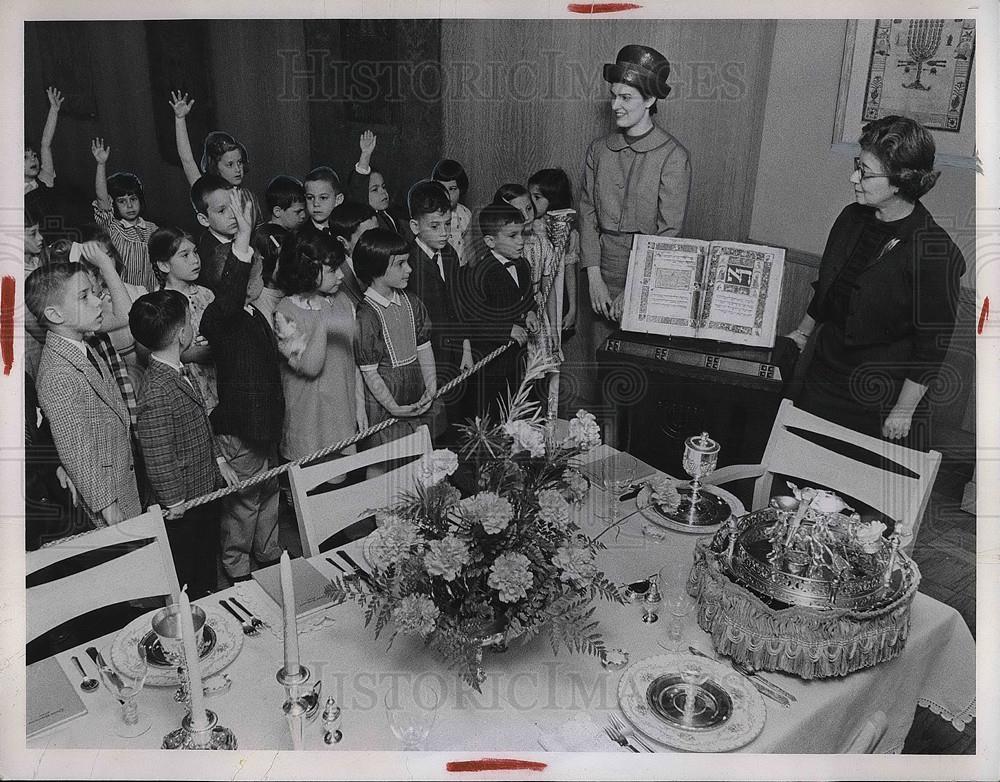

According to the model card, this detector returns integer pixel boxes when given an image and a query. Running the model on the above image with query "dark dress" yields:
[797,202,965,448]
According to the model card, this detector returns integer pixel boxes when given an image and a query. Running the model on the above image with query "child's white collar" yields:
[364,287,401,308]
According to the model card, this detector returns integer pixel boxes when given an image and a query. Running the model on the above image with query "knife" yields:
[336,550,377,589]
[687,647,789,708]
[85,646,125,701]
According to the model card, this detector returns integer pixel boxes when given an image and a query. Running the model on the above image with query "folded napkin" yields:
[581,453,658,488]
[537,713,626,752]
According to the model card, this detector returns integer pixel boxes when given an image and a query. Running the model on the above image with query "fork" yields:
[230,596,267,631]
[604,725,640,752]
[219,599,257,636]
[608,713,655,752]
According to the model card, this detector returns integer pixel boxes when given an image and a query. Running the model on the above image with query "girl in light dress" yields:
[272,230,359,463]
[149,227,218,413]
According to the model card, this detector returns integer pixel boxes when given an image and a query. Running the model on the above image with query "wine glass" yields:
[99,643,151,738]
[661,592,695,652]
[602,455,637,530]
[385,678,441,750]
[679,660,709,725]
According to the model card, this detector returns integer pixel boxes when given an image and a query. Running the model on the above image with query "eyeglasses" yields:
[853,157,890,180]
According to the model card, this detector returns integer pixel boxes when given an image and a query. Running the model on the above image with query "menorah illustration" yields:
[899,19,946,91]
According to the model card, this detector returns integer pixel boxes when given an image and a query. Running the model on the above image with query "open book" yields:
[620,235,785,348]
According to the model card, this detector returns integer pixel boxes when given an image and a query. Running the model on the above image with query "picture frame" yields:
[832,19,977,169]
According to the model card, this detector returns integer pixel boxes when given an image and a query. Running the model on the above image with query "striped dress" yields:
[93,202,159,292]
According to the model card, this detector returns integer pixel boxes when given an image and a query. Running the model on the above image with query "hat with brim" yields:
[602,44,671,100]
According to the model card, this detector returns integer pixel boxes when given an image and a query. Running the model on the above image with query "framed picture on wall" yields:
[832,19,976,168]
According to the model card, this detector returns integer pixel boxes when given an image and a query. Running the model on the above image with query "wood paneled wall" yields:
[441,19,776,242]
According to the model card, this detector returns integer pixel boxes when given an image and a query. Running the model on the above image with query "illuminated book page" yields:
[620,235,709,337]
[699,241,785,347]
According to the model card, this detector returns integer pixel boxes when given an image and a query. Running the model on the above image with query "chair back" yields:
[26,505,179,644]
[289,426,432,557]
[750,399,941,551]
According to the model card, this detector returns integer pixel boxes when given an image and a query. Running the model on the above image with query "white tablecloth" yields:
[27,446,975,753]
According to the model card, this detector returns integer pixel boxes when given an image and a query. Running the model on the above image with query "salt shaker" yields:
[322,696,342,745]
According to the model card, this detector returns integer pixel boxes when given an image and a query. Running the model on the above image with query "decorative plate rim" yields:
[109,605,244,687]
[636,483,743,535]
[617,653,766,752]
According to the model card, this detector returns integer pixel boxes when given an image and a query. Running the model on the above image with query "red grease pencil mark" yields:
[446,758,548,772]
[978,296,989,335]
[567,3,642,13]
[1,276,15,375]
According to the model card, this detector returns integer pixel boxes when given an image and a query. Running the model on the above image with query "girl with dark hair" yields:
[788,115,966,448]
[168,90,262,225]
[272,230,358,462]
[150,226,219,413]
[432,158,474,265]
[528,167,579,332]
[353,228,442,450]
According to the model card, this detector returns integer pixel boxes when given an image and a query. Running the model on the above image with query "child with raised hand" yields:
[432,158,473,266]
[169,90,262,225]
[24,87,63,220]
[272,231,359,463]
[347,131,410,238]
[353,228,442,449]
[91,138,159,292]
[199,189,284,583]
[150,226,218,413]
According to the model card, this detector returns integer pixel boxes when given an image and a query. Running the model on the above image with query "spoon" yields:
[71,655,99,692]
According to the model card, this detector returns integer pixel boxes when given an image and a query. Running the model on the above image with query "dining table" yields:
[26,444,976,756]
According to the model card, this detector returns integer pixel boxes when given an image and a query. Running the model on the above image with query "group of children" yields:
[24,87,581,595]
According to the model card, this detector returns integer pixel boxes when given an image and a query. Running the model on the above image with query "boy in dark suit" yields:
[26,260,141,526]
[130,289,239,597]
[460,202,538,418]
[200,190,285,583]
[405,180,474,437]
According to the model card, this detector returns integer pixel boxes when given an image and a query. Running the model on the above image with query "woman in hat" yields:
[786,115,965,448]
[573,44,691,407]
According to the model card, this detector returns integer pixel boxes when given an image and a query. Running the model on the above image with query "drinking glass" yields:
[385,678,441,750]
[604,455,637,529]
[662,592,695,652]
[99,643,151,737]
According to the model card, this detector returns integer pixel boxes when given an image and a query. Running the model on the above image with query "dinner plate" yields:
[618,653,766,752]
[110,606,244,687]
[635,482,743,535]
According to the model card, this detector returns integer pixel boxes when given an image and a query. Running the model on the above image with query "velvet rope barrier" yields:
[176,338,517,513]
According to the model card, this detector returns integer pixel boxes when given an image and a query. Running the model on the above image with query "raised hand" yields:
[78,240,116,273]
[46,86,64,111]
[169,90,195,119]
[91,138,111,164]
[359,130,377,156]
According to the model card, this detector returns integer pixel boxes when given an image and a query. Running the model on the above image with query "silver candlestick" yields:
[276,664,321,750]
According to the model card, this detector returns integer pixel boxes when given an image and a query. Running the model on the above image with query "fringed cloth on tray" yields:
[687,538,921,680]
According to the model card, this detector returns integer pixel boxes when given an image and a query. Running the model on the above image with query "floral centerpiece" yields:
[328,357,623,689]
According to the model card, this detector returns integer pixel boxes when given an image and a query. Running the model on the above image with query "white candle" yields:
[280,551,301,676]
[178,586,208,729]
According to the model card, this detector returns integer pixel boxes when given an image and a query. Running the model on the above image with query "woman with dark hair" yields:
[272,230,358,462]
[788,115,966,447]
[575,44,692,407]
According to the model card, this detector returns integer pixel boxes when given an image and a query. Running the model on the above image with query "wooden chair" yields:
[707,399,941,552]
[841,711,889,753]
[26,505,180,645]
[288,426,432,556]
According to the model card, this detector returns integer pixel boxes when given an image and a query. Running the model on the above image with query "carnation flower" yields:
[810,490,849,515]
[552,545,597,586]
[565,409,602,451]
[366,514,423,570]
[423,535,470,581]
[487,552,533,603]
[649,479,682,511]
[416,449,459,487]
[854,520,887,554]
[460,492,515,534]
[537,488,570,528]
[392,594,440,636]
[503,420,546,458]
